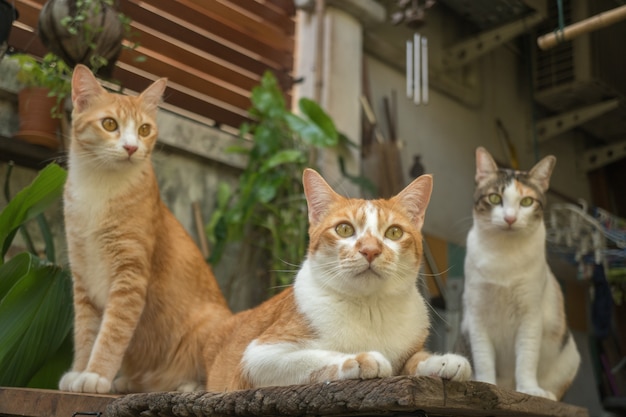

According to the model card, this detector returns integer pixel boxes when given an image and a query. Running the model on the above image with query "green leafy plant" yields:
[0,163,73,388]
[10,53,72,118]
[207,71,372,292]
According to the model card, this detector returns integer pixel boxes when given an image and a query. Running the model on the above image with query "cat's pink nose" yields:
[360,245,381,263]
[124,144,138,156]
[505,215,516,225]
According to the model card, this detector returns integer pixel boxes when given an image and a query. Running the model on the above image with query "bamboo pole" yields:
[537,4,626,50]
[192,201,210,258]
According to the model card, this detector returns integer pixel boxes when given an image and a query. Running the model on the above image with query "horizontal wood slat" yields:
[114,65,249,129]
[119,1,293,88]
[9,26,47,57]
[269,0,296,15]
[138,0,292,69]
[183,0,292,52]
[227,0,295,36]
[7,0,295,130]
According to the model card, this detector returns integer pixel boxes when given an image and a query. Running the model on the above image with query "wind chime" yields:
[406,33,428,105]
[391,0,435,105]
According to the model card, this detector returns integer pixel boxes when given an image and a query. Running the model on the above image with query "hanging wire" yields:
[554,0,566,44]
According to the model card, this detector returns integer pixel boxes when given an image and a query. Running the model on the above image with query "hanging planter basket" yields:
[38,0,124,77]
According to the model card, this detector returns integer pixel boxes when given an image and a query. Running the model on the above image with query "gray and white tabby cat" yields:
[461,147,580,400]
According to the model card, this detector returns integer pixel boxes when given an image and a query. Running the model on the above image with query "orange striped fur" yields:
[60,65,231,394]
[204,169,471,391]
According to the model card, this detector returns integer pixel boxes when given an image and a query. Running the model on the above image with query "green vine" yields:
[207,71,372,292]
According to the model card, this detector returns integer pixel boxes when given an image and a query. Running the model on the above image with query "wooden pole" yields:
[192,201,210,258]
[537,4,626,50]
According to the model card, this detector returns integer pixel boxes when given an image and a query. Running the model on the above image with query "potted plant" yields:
[38,0,132,77]
[10,53,72,149]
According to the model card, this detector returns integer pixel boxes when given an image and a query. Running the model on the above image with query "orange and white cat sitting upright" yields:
[60,65,232,394]
[204,168,471,391]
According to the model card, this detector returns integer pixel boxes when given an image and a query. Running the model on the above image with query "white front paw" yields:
[338,351,393,380]
[417,354,472,381]
[517,385,557,401]
[59,371,80,391]
[63,371,112,393]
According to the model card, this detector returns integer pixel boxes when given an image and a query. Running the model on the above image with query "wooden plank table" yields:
[0,376,589,417]
[0,387,118,417]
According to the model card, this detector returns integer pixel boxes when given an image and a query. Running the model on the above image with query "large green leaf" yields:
[250,72,286,118]
[0,252,30,300]
[261,150,306,173]
[0,164,67,262]
[0,253,73,387]
[299,98,338,140]
[285,113,338,148]
[26,332,73,389]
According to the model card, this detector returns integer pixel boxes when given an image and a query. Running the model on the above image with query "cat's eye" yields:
[335,223,354,238]
[385,226,403,240]
[520,197,534,207]
[101,118,118,132]
[138,124,151,137]
[487,193,502,205]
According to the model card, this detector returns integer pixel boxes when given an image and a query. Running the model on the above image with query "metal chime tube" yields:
[413,33,421,105]
[421,36,428,104]
[406,33,429,105]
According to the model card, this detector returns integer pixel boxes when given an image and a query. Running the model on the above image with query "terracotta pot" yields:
[14,87,61,149]
[38,0,124,77]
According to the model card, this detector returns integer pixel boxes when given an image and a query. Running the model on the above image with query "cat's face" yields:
[303,169,432,297]
[70,65,167,169]
[472,147,555,233]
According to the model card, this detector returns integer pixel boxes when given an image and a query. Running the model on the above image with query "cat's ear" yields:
[529,155,556,192]
[303,168,341,225]
[71,64,105,113]
[394,174,433,229]
[475,147,498,184]
[139,78,167,113]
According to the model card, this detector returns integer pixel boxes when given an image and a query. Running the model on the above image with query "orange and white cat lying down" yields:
[204,169,472,391]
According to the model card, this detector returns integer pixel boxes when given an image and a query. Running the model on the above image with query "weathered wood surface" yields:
[105,376,589,417]
[0,387,118,417]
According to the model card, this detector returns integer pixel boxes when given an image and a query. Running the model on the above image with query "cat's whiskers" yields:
[45,153,69,166]
[73,146,147,170]
[421,298,449,332]
[73,152,109,171]
[267,283,293,291]
[418,265,453,278]
[270,269,299,274]
[271,258,302,270]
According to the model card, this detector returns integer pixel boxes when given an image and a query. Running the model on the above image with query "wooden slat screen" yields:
[7,0,296,131]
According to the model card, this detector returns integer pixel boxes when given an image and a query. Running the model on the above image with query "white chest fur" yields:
[294,261,429,370]
[65,164,144,310]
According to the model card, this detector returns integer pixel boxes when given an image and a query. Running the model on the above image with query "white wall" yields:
[365,40,591,245]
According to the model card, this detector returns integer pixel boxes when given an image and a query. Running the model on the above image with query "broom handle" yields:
[537,4,626,50]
